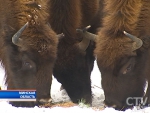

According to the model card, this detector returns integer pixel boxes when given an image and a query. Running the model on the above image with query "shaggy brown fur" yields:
[95,0,142,68]
[0,0,58,107]
[49,0,81,42]
[80,0,100,27]
[95,0,150,110]
[48,0,101,104]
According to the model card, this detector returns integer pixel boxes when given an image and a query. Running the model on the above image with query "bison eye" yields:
[24,62,30,66]
[119,57,135,75]
[127,64,132,71]
[23,61,32,69]
[123,64,132,74]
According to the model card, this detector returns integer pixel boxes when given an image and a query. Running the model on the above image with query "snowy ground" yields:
[0,61,150,113]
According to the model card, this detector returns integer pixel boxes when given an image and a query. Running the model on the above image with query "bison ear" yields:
[76,25,98,51]
[12,22,29,46]
[123,31,143,51]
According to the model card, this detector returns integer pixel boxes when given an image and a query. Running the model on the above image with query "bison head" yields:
[96,31,147,110]
[5,22,63,107]
[78,30,147,110]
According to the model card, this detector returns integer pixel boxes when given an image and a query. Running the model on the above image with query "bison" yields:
[0,0,63,107]
[78,0,150,110]
[48,0,101,104]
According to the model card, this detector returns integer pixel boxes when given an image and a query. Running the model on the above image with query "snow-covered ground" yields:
[0,61,150,113]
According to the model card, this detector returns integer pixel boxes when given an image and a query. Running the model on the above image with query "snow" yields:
[0,61,150,113]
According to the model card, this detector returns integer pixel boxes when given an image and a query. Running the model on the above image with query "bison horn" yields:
[123,31,143,51]
[76,25,98,41]
[77,25,98,51]
[57,33,65,39]
[46,23,64,39]
[78,35,91,51]
[12,22,29,46]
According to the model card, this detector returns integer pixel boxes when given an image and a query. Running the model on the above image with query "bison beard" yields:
[0,0,59,107]
[49,0,100,104]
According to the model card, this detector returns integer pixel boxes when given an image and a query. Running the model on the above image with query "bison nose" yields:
[38,98,52,104]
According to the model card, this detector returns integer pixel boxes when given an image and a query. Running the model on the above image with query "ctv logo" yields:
[126,97,150,106]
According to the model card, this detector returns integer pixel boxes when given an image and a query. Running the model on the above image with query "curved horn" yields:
[78,35,90,51]
[12,22,29,46]
[76,25,98,41]
[76,25,98,51]
[123,31,143,51]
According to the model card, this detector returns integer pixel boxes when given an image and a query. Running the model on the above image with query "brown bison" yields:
[48,0,101,104]
[0,0,101,107]
[0,0,62,107]
[78,0,150,110]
